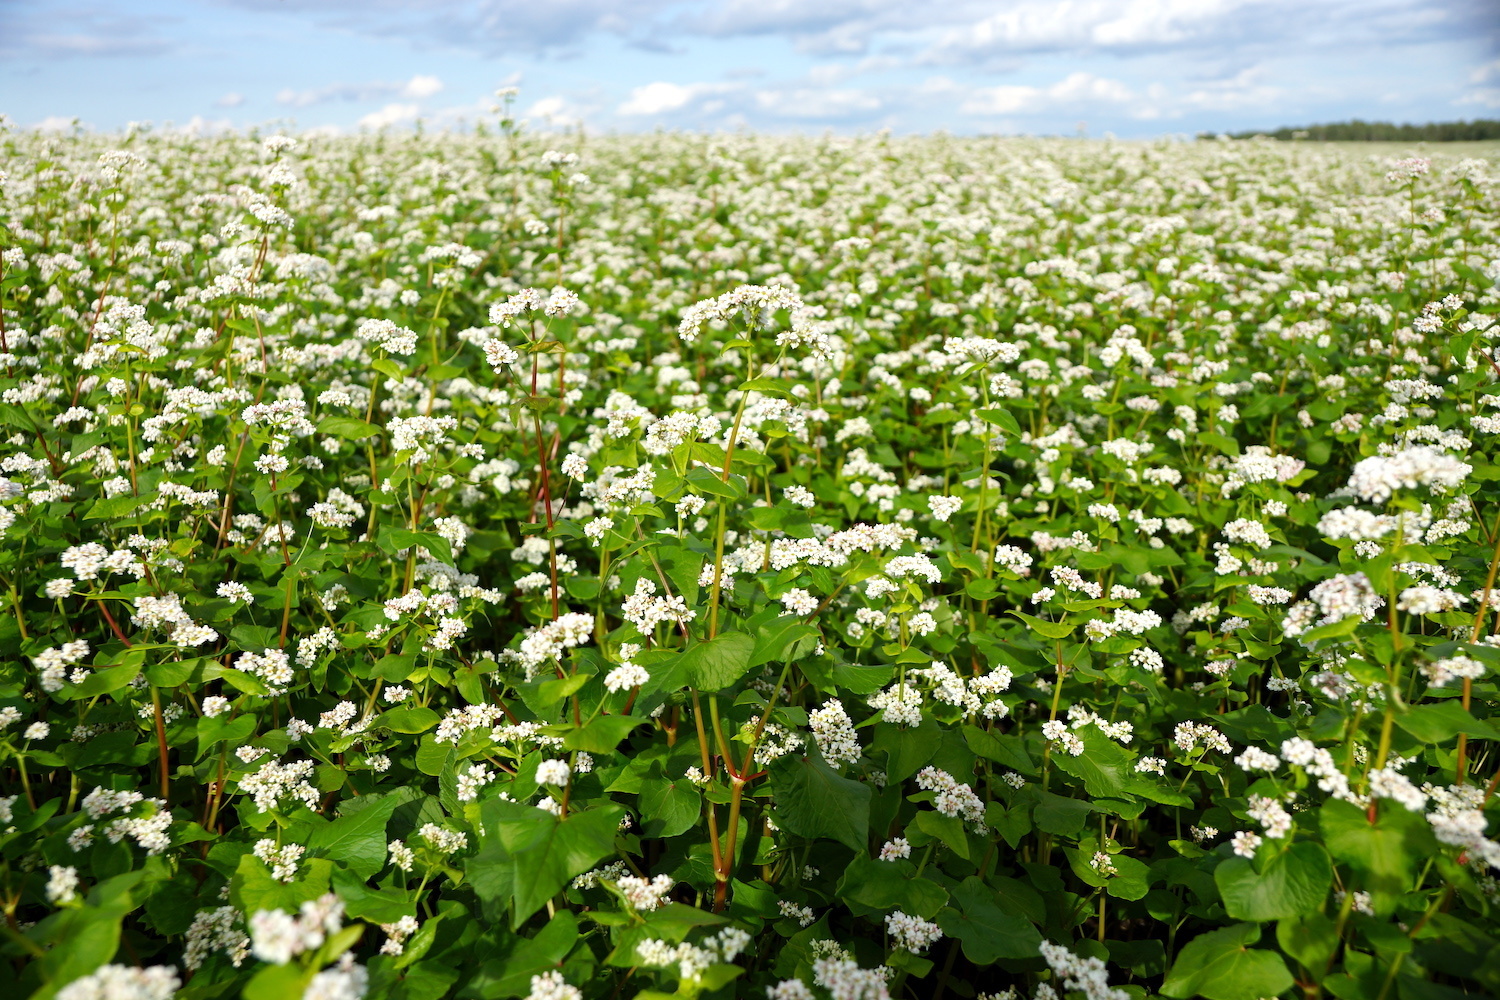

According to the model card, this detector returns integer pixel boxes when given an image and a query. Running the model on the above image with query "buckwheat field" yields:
[2,120,1500,1000]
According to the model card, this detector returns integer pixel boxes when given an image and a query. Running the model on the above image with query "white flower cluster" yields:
[1346,445,1471,504]
[249,893,345,965]
[915,766,987,829]
[1037,941,1128,1000]
[636,928,751,981]
[184,906,249,969]
[56,965,180,1000]
[885,910,943,952]
[518,612,597,680]
[809,698,861,767]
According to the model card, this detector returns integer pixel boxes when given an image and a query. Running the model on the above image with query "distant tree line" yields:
[1209,119,1500,142]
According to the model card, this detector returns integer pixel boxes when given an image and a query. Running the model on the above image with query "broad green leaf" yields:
[749,615,820,669]
[1051,727,1132,798]
[195,713,256,761]
[911,809,970,860]
[1321,799,1437,912]
[1394,702,1500,743]
[317,415,382,440]
[231,856,335,915]
[415,734,455,777]
[307,793,403,879]
[470,911,579,995]
[838,855,948,918]
[684,466,747,500]
[373,705,440,734]
[1161,923,1294,1000]
[935,877,1042,963]
[638,765,700,838]
[1215,842,1332,921]
[479,799,624,928]
[962,724,1035,773]
[769,743,871,851]
[83,493,152,520]
[680,631,756,692]
[1007,610,1075,640]
[871,717,941,783]
[563,715,643,753]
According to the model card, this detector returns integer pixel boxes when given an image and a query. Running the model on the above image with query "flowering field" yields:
[1,121,1499,1000]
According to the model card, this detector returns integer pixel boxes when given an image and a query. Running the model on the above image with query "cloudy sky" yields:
[2,0,1498,136]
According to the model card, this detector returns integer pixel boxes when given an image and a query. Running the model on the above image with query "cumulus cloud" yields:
[618,81,740,116]
[33,115,81,133]
[215,93,246,109]
[358,102,421,129]
[959,71,1134,116]
[753,87,882,119]
[278,75,445,108]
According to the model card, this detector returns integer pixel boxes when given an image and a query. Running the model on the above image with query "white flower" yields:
[536,759,571,786]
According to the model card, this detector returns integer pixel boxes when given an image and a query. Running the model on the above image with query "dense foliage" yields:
[2,113,1500,1000]
[1221,120,1500,142]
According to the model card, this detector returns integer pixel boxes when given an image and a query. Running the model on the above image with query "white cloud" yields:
[33,115,81,133]
[1457,88,1500,109]
[617,81,739,116]
[279,75,445,108]
[173,115,235,135]
[526,95,594,128]
[753,87,881,119]
[962,72,1134,116]
[1471,59,1500,85]
[215,92,245,109]
[403,75,445,99]
[357,102,420,129]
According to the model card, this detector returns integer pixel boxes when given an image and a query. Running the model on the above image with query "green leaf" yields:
[737,377,795,398]
[1276,912,1339,974]
[750,615,820,669]
[1033,792,1092,837]
[471,911,579,995]
[307,793,403,879]
[415,734,455,777]
[83,493,152,521]
[377,527,454,565]
[478,799,624,929]
[935,877,1042,963]
[1395,702,1500,743]
[195,714,256,761]
[144,658,201,686]
[871,718,941,783]
[1007,610,1075,640]
[838,855,948,918]
[317,416,382,440]
[372,357,404,380]
[976,407,1021,436]
[684,466,747,500]
[563,715,642,753]
[373,705,440,734]
[1051,727,1132,798]
[1161,923,1294,1000]
[638,765,700,838]
[1215,842,1333,921]
[1321,799,1438,911]
[372,654,417,682]
[680,631,756,692]
[243,962,314,1000]
[66,660,143,700]
[231,856,335,915]
[769,743,871,851]
[911,809,970,860]
[962,725,1034,773]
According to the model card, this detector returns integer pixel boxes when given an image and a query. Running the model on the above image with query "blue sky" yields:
[2,0,1498,136]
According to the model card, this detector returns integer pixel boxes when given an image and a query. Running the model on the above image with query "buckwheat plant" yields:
[0,119,1498,1000]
